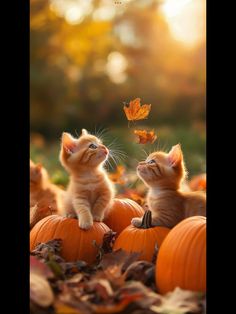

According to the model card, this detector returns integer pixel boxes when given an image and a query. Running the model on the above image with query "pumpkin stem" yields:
[139,210,153,229]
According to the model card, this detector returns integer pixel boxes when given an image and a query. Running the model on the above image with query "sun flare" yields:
[161,0,206,46]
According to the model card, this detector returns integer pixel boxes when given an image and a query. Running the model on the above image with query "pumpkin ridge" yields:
[32,215,56,249]
[169,224,190,291]
[182,223,201,289]
[50,216,63,242]
[184,219,206,290]
[156,216,206,294]
[196,223,206,290]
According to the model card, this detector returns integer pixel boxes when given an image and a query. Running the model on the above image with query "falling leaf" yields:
[134,129,157,144]
[109,165,127,185]
[123,98,151,122]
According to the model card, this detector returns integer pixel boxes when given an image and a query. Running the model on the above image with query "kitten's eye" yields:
[89,143,98,149]
[147,159,156,164]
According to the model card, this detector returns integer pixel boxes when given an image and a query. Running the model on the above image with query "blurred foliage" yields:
[30,0,206,179]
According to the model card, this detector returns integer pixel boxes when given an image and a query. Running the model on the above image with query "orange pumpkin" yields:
[103,198,144,235]
[30,215,110,264]
[156,216,206,294]
[113,210,170,262]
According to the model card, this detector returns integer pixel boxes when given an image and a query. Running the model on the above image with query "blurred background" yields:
[30,0,206,188]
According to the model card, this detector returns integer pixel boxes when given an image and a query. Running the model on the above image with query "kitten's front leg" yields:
[72,198,93,230]
[92,193,112,222]
[131,215,164,228]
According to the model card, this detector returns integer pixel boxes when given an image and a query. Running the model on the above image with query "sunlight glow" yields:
[161,0,206,46]
[106,52,127,84]
[50,0,93,24]
[162,0,192,18]
[65,6,84,24]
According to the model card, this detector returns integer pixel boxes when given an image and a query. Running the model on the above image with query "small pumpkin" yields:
[156,216,206,294]
[103,198,144,235]
[113,210,170,262]
[30,215,110,264]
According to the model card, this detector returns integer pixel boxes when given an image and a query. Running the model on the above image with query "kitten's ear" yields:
[61,132,77,154]
[81,128,88,136]
[168,144,183,167]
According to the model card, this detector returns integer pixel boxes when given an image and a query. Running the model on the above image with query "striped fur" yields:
[132,144,206,228]
[30,160,65,227]
[59,129,115,230]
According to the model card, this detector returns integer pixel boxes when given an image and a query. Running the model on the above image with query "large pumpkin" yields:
[156,216,206,294]
[113,210,170,262]
[103,198,144,235]
[30,215,110,264]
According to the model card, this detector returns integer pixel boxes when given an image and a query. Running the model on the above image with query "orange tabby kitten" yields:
[30,160,65,227]
[59,129,115,230]
[132,144,206,229]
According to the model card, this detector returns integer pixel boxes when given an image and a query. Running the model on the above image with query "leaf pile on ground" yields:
[30,232,205,314]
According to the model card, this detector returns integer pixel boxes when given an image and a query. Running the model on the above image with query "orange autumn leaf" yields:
[134,129,157,144]
[109,165,127,185]
[189,174,206,191]
[117,189,145,206]
[129,192,145,206]
[123,98,151,121]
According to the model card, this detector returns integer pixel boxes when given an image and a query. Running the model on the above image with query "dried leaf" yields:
[100,249,140,272]
[124,261,156,289]
[30,272,54,308]
[123,98,151,121]
[117,189,146,206]
[30,301,54,314]
[109,165,127,185]
[134,129,157,144]
[31,239,63,261]
[151,287,204,314]
[91,294,143,313]
[65,273,84,285]
[129,192,145,206]
[54,301,83,314]
[30,255,54,279]
[93,230,117,264]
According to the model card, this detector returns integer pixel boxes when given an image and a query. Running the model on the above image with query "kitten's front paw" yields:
[93,214,104,222]
[131,217,142,228]
[78,218,93,230]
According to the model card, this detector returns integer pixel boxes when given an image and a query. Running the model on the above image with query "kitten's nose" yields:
[101,146,109,155]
